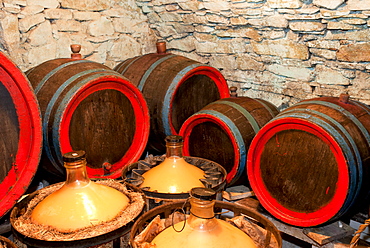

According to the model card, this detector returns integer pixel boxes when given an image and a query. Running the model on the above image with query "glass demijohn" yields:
[31,150,130,232]
[140,135,205,193]
[150,187,258,248]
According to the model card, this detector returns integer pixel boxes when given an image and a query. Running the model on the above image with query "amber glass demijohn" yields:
[140,135,205,193]
[31,150,130,232]
[151,187,257,248]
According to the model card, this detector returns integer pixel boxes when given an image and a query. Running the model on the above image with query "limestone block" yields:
[27,0,59,9]
[195,25,214,32]
[347,0,370,10]
[206,14,229,24]
[27,42,57,65]
[60,0,110,11]
[209,55,236,69]
[203,0,230,11]
[306,40,341,49]
[88,16,115,36]
[233,8,262,16]
[247,18,265,26]
[182,13,208,24]
[215,27,262,41]
[1,14,20,45]
[178,1,200,11]
[112,14,147,33]
[55,33,72,58]
[168,36,196,52]
[28,20,53,46]
[6,0,26,6]
[165,5,179,11]
[232,2,264,11]
[324,29,370,41]
[248,15,288,28]
[236,54,265,71]
[350,71,370,92]
[108,35,141,60]
[313,0,344,9]
[242,27,262,41]
[0,10,7,20]
[155,23,177,37]
[18,13,45,32]
[153,6,166,12]
[20,5,44,16]
[230,16,248,25]
[85,42,113,63]
[267,0,302,9]
[54,19,81,32]
[284,13,321,20]
[7,47,26,70]
[251,39,309,60]
[289,21,326,32]
[320,9,351,18]
[73,11,101,21]
[297,7,321,14]
[267,64,313,81]
[3,6,21,14]
[140,5,152,14]
[44,8,73,20]
[343,18,367,25]
[265,15,289,28]
[310,48,337,60]
[173,23,194,33]
[315,65,350,85]
[147,12,162,24]
[263,30,286,39]
[337,43,370,62]
[152,0,187,4]
[327,21,361,29]
[195,39,247,54]
[160,12,182,22]
[194,32,217,42]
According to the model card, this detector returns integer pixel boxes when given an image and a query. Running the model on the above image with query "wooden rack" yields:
[235,197,370,248]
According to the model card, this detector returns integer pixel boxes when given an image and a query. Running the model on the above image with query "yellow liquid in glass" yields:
[151,218,257,248]
[31,181,129,232]
[140,157,205,193]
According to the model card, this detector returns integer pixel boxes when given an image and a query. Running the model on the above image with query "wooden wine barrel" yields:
[179,90,279,185]
[247,94,370,227]
[26,45,150,179]
[0,51,42,219]
[114,42,230,153]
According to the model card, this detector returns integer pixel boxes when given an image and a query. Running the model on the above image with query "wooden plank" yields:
[235,198,359,247]
[303,221,355,245]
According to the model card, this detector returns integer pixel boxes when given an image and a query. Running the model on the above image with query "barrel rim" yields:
[247,116,351,226]
[0,52,42,218]
[56,73,150,179]
[180,112,243,185]
[164,65,230,136]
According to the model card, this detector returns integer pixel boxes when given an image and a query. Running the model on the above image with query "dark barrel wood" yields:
[247,95,370,227]
[26,57,150,179]
[179,96,279,186]
[114,42,230,153]
[0,51,42,219]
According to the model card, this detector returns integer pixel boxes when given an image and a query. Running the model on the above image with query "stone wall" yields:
[136,0,370,108]
[0,0,157,71]
[1,0,370,108]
